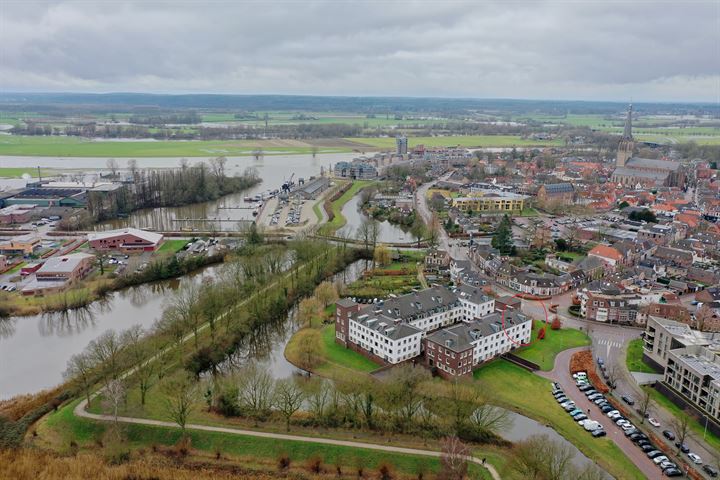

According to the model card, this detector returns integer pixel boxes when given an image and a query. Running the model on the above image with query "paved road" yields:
[74,398,501,480]
[538,347,662,479]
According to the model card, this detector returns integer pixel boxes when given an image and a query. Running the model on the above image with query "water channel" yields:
[338,193,410,243]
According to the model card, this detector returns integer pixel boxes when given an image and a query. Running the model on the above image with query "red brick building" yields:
[87,227,164,253]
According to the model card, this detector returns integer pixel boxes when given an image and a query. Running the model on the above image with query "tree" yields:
[410,215,427,248]
[508,434,574,480]
[64,352,96,409]
[294,329,325,371]
[106,158,118,177]
[128,159,138,179]
[314,281,338,308]
[171,283,202,349]
[670,411,692,454]
[628,209,657,223]
[438,436,469,480]
[88,329,125,385]
[491,215,514,256]
[103,379,126,433]
[428,213,441,247]
[298,297,322,327]
[551,316,561,330]
[273,378,305,431]
[163,373,197,436]
[122,325,155,406]
[237,363,275,424]
[374,245,392,267]
[637,389,652,422]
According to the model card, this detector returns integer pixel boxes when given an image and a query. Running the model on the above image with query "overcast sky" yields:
[1,0,718,102]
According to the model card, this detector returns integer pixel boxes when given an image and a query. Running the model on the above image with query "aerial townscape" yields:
[0,2,718,480]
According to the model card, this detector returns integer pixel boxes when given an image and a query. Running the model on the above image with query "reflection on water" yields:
[0,264,222,400]
[338,194,410,243]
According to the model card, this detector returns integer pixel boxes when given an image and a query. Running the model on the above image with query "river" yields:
[338,193,410,243]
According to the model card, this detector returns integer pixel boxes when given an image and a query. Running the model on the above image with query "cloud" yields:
[0,0,717,101]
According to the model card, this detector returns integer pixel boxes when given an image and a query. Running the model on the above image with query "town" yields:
[1,2,718,480]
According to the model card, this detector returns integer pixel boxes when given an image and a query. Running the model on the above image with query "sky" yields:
[0,0,718,102]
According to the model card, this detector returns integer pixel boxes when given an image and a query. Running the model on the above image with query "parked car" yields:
[659,461,677,471]
[621,395,635,405]
[606,410,619,417]
[569,408,583,416]
[640,444,656,453]
[584,421,601,431]
[600,405,614,413]
[648,417,661,428]
[702,465,719,477]
[563,404,577,412]
[584,390,597,396]
[574,414,588,422]
[556,396,568,403]
[663,468,683,477]
[647,450,664,459]
[653,456,669,465]
[591,429,606,437]
[687,453,702,464]
[674,442,689,453]
[578,385,593,392]
[662,430,676,441]
[594,398,607,405]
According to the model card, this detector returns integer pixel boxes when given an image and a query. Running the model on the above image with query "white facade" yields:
[458,296,495,320]
[348,315,423,364]
[472,321,532,363]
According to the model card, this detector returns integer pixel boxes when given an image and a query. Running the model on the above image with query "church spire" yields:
[622,103,633,140]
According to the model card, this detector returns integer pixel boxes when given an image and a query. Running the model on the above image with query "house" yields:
[0,204,36,225]
[587,244,624,268]
[21,252,95,296]
[87,228,164,253]
[536,183,575,206]
[637,224,675,246]
[425,249,451,271]
[0,233,42,255]
[508,272,565,297]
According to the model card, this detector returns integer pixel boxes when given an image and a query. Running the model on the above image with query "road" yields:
[74,398,500,480]
[538,347,665,479]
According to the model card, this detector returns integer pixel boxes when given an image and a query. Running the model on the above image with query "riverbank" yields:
[318,180,374,236]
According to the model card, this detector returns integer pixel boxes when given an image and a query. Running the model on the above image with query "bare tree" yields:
[64,352,97,408]
[171,283,202,349]
[298,297,322,327]
[209,156,228,189]
[127,159,138,179]
[163,373,197,437]
[237,363,275,424]
[88,329,125,385]
[438,436,469,480]
[671,411,692,453]
[508,434,575,480]
[273,378,305,431]
[106,158,118,177]
[122,325,155,406]
[694,304,715,332]
[103,379,126,432]
[637,389,653,423]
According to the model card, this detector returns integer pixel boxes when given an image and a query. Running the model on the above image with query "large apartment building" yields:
[451,189,527,214]
[335,286,531,377]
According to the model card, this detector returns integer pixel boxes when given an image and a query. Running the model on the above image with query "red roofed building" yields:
[587,245,624,267]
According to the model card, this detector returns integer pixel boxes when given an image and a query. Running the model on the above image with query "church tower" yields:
[616,104,634,167]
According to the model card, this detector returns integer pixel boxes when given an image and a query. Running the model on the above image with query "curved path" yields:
[74,398,501,480]
[537,346,661,479]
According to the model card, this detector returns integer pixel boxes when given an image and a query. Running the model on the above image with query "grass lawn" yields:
[518,206,539,217]
[5,261,26,274]
[473,360,645,480]
[643,386,720,452]
[320,324,380,373]
[318,180,374,235]
[157,239,189,253]
[555,251,585,262]
[625,339,656,374]
[514,322,591,371]
[42,400,479,478]
[345,135,563,149]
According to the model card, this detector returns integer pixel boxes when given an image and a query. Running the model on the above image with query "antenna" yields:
[37,166,41,182]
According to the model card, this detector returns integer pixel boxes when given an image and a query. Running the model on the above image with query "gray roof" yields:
[612,167,669,181]
[361,285,459,321]
[37,252,94,274]
[542,183,574,194]
[455,284,493,305]
[626,157,681,172]
[354,312,422,341]
[425,310,529,352]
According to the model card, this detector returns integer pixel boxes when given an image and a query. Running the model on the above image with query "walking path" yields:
[537,346,664,479]
[73,398,501,480]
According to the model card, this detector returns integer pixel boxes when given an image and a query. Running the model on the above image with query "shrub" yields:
[277,453,291,471]
[306,455,323,474]
[551,316,561,330]
[538,326,546,340]
[378,462,394,480]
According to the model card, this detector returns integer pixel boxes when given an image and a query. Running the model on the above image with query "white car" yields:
[688,453,702,464]
[647,417,661,428]
[606,410,619,418]
[653,456,669,465]
[584,421,600,431]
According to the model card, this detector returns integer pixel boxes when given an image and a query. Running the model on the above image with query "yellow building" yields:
[0,233,41,255]
[451,190,526,213]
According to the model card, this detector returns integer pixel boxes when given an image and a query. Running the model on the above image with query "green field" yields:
[514,322,591,371]
[625,339,656,374]
[43,400,484,478]
[157,239,189,253]
[0,167,55,178]
[473,360,644,480]
[0,135,350,157]
[347,135,563,149]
